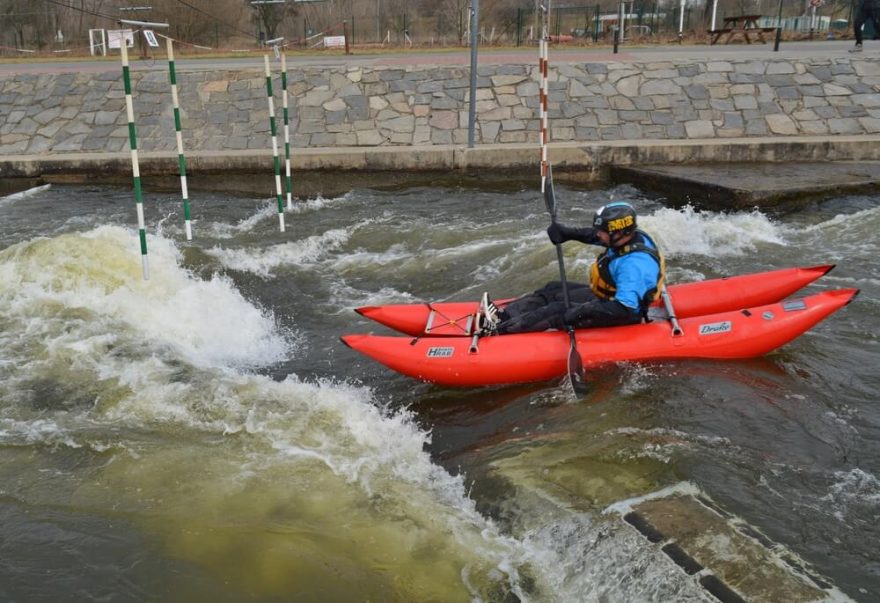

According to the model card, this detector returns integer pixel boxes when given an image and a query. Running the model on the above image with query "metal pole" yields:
[263,55,286,232]
[166,37,192,240]
[711,0,718,31]
[774,0,784,51]
[516,8,522,46]
[467,0,479,148]
[539,3,550,192]
[539,38,547,189]
[809,5,816,40]
[120,39,150,280]
[280,52,293,211]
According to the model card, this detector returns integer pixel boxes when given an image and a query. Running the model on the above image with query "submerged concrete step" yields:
[608,485,852,603]
[611,162,880,210]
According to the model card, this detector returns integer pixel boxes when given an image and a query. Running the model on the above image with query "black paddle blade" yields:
[543,164,556,217]
[566,333,589,396]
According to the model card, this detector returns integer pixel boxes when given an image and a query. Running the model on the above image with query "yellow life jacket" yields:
[589,230,666,313]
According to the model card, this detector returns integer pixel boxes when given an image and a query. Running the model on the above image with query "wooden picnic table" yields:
[708,15,777,45]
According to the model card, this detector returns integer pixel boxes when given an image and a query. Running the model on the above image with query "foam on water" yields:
[822,468,880,522]
[795,205,880,235]
[786,205,880,265]
[326,241,412,271]
[206,228,351,276]
[0,225,288,370]
[204,202,278,238]
[0,224,543,600]
[287,192,352,214]
[0,184,52,205]
[642,205,785,258]
[326,282,420,309]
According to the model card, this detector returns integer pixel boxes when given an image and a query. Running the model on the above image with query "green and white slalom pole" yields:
[281,52,293,210]
[166,36,192,240]
[263,54,285,232]
[120,38,150,280]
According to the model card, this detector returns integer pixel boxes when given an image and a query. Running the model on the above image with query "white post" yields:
[678,0,686,38]
[711,0,719,31]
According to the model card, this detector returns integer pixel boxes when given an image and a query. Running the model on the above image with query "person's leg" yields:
[497,301,568,334]
[854,3,868,46]
[500,281,594,319]
[566,283,596,305]
[500,281,564,319]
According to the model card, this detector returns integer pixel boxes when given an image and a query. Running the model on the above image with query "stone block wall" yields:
[1,58,880,156]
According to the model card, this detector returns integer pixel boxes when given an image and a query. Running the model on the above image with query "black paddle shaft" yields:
[543,166,573,310]
[543,165,589,395]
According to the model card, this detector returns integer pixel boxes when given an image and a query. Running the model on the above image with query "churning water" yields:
[0,179,877,601]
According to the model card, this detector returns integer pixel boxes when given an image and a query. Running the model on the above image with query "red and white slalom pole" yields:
[539,6,551,193]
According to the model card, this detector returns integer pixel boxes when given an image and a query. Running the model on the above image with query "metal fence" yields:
[517,4,695,44]
[0,0,860,55]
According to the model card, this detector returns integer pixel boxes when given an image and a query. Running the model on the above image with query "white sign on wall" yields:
[323,35,345,49]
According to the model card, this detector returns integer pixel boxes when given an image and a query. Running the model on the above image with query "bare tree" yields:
[248,0,299,42]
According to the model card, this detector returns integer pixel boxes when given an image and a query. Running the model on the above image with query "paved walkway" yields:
[0,40,872,75]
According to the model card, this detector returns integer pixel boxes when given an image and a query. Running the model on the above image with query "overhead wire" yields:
[172,0,258,39]
[40,0,122,24]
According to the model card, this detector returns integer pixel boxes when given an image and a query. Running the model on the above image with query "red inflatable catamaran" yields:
[341,265,858,388]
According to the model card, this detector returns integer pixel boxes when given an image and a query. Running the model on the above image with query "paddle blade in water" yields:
[567,341,589,396]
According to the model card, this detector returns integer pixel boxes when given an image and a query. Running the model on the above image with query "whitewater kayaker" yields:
[479,201,665,335]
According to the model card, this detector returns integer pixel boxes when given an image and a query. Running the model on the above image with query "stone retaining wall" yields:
[2,58,880,156]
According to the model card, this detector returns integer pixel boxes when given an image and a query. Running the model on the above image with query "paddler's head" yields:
[593,201,637,248]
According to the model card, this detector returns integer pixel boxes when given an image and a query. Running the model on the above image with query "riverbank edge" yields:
[3,135,880,184]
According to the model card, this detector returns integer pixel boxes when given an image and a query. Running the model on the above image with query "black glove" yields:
[547,222,596,245]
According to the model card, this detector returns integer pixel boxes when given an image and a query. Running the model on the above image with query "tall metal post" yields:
[467,0,479,148]
[774,0,784,51]
[120,37,149,280]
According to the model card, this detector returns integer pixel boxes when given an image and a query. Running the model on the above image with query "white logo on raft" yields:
[698,321,732,335]
[427,347,454,358]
